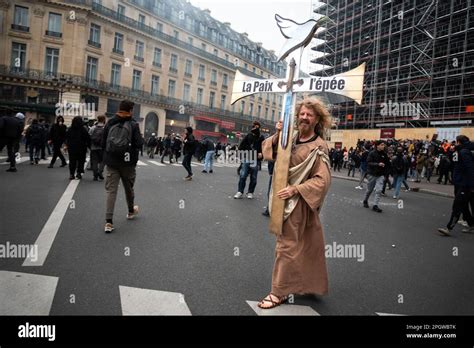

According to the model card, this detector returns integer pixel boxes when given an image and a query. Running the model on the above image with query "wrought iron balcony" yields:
[45,30,62,38]
[87,40,101,48]
[11,24,29,32]
[134,55,144,62]
[112,48,124,55]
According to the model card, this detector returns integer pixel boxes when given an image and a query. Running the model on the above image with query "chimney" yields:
[203,8,211,15]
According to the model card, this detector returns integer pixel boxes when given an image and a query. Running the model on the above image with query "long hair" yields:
[71,116,83,130]
[295,97,332,140]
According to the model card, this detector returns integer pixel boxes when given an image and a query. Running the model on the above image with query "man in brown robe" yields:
[258,97,332,309]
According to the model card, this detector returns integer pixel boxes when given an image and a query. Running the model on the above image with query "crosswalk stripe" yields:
[246,300,320,316]
[23,179,81,266]
[148,160,166,167]
[137,160,148,166]
[375,312,406,316]
[0,271,58,315]
[119,286,192,315]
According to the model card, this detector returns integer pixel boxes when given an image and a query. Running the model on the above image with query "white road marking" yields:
[0,156,30,165]
[246,300,320,316]
[0,271,58,315]
[375,312,406,316]
[137,160,148,166]
[148,160,166,167]
[119,286,192,315]
[22,179,81,266]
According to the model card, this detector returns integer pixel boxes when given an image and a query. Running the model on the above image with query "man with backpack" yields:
[147,133,158,159]
[0,111,24,172]
[89,115,106,181]
[102,100,144,233]
[25,119,43,165]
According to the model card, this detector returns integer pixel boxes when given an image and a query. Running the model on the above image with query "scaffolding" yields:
[310,0,474,129]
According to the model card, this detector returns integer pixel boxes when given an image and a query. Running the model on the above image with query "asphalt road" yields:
[1,152,473,316]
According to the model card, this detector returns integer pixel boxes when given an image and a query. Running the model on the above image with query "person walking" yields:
[391,146,406,199]
[146,133,158,159]
[0,112,24,172]
[437,154,451,184]
[25,119,43,165]
[355,147,368,189]
[89,115,106,181]
[233,121,264,199]
[102,100,143,233]
[161,133,172,164]
[438,136,474,236]
[182,127,196,180]
[258,97,332,309]
[65,116,90,180]
[172,134,182,163]
[47,116,67,168]
[202,137,215,174]
[363,140,389,213]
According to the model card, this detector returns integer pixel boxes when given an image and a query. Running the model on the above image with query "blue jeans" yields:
[204,150,214,171]
[393,175,404,198]
[238,162,258,194]
[29,144,41,162]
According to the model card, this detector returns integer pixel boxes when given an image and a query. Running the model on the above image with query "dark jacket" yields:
[49,123,67,144]
[391,154,406,176]
[238,130,264,155]
[452,141,474,189]
[183,134,196,155]
[101,114,143,167]
[65,126,90,154]
[367,149,390,177]
[26,123,44,146]
[203,139,215,152]
[0,115,23,140]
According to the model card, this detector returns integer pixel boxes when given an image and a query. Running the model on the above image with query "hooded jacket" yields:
[452,141,474,189]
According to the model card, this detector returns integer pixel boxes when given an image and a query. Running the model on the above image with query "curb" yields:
[331,174,454,199]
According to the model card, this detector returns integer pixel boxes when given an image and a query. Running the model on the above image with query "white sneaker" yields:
[247,193,254,199]
[393,195,398,199]
[462,226,474,233]
[104,223,114,233]
[355,186,363,190]
[127,205,139,220]
[234,192,243,199]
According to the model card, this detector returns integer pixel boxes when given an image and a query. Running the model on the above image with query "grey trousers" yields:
[105,165,136,220]
[364,174,384,206]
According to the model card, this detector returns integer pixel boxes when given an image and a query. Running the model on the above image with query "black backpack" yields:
[106,121,132,155]
[90,125,105,146]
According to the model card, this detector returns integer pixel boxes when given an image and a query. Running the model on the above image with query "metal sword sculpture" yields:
[231,14,366,235]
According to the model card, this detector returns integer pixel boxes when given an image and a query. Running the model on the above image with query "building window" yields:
[271,110,275,122]
[198,64,205,81]
[11,42,26,71]
[188,37,193,45]
[44,47,59,75]
[153,47,161,67]
[138,14,145,26]
[88,23,101,48]
[257,105,261,117]
[249,103,254,115]
[168,79,176,97]
[113,33,124,54]
[151,75,159,96]
[132,69,142,90]
[173,30,179,39]
[265,107,268,118]
[169,54,178,73]
[197,88,203,104]
[220,95,226,110]
[209,91,215,108]
[210,69,217,85]
[185,59,192,77]
[13,5,29,31]
[86,56,98,82]
[135,40,144,61]
[213,48,218,56]
[223,73,228,87]
[110,63,121,87]
[46,13,62,37]
[156,22,163,32]
[183,84,191,101]
[240,101,245,114]
[201,43,206,51]
[117,4,125,17]
[225,54,229,61]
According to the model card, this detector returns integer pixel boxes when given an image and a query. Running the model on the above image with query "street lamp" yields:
[52,75,72,103]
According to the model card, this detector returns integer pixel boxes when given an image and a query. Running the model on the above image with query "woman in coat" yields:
[65,116,90,179]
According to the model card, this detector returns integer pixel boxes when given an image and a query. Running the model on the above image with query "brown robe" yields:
[262,133,331,297]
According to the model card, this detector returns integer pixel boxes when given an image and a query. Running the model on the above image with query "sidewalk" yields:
[331,169,455,199]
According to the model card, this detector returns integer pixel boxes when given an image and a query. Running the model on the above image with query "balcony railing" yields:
[134,55,144,62]
[152,62,162,68]
[11,24,29,32]
[169,67,178,74]
[88,40,101,48]
[112,47,124,55]
[0,64,270,125]
[184,72,192,78]
[45,30,62,38]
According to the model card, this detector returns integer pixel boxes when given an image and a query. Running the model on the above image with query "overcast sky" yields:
[190,0,318,74]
